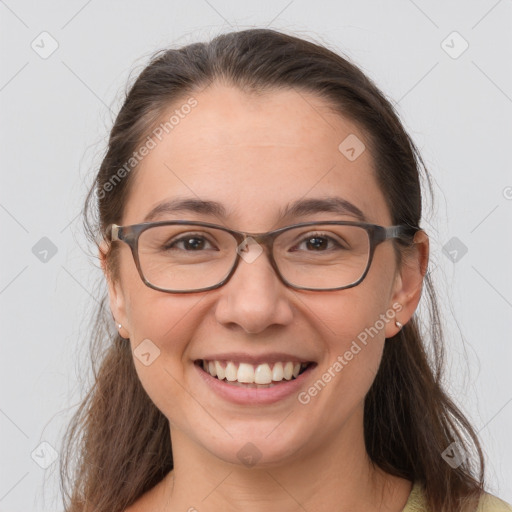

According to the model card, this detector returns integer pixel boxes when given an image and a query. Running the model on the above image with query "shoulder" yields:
[401,482,427,512]
[402,482,512,512]
[477,492,512,512]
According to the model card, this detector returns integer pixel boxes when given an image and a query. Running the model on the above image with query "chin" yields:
[195,426,310,469]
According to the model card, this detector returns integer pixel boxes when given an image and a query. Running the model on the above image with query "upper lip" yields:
[195,352,316,365]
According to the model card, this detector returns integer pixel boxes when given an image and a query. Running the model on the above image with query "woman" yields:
[60,28,512,511]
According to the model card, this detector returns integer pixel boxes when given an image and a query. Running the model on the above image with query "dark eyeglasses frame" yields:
[108,220,419,294]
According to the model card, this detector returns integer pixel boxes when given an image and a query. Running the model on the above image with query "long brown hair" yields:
[60,28,485,511]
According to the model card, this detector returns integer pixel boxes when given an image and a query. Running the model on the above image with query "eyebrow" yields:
[143,196,367,223]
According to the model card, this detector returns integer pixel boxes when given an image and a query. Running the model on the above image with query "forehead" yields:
[122,84,391,228]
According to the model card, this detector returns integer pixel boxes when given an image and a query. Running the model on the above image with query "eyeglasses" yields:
[107,220,418,293]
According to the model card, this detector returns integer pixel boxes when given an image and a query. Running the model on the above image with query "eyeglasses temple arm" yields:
[109,224,121,242]
[384,225,419,242]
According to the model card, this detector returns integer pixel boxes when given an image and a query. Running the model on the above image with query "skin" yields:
[102,83,429,512]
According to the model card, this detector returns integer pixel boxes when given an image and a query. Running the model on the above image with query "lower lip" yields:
[194,362,316,405]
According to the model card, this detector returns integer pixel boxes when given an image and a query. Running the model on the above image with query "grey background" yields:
[1,1,511,510]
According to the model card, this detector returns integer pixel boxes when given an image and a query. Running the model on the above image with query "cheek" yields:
[313,286,391,382]
[126,292,207,419]
[117,244,204,344]
[116,244,207,413]
[296,292,390,436]
[313,261,395,351]
[301,257,397,413]
[127,291,200,343]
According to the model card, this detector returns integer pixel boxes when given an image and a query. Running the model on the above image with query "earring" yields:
[395,321,403,331]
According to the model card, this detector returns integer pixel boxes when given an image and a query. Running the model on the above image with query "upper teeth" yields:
[202,360,308,384]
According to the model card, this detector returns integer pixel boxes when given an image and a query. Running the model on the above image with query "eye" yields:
[294,232,347,252]
[165,233,217,251]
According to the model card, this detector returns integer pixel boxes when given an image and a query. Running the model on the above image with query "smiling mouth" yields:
[194,359,315,388]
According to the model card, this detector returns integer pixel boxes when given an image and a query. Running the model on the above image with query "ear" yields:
[384,230,429,338]
[99,242,130,339]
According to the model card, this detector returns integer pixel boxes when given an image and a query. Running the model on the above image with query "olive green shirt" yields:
[402,482,512,511]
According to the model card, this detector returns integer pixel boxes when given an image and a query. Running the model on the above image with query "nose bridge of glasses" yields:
[234,231,273,263]
[228,232,288,293]
[234,226,289,265]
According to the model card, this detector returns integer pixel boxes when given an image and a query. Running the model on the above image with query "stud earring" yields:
[395,321,403,331]
[118,324,122,329]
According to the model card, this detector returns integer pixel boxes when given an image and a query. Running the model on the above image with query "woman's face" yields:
[106,84,425,467]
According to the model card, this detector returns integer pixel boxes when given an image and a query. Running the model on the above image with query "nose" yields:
[213,242,294,334]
